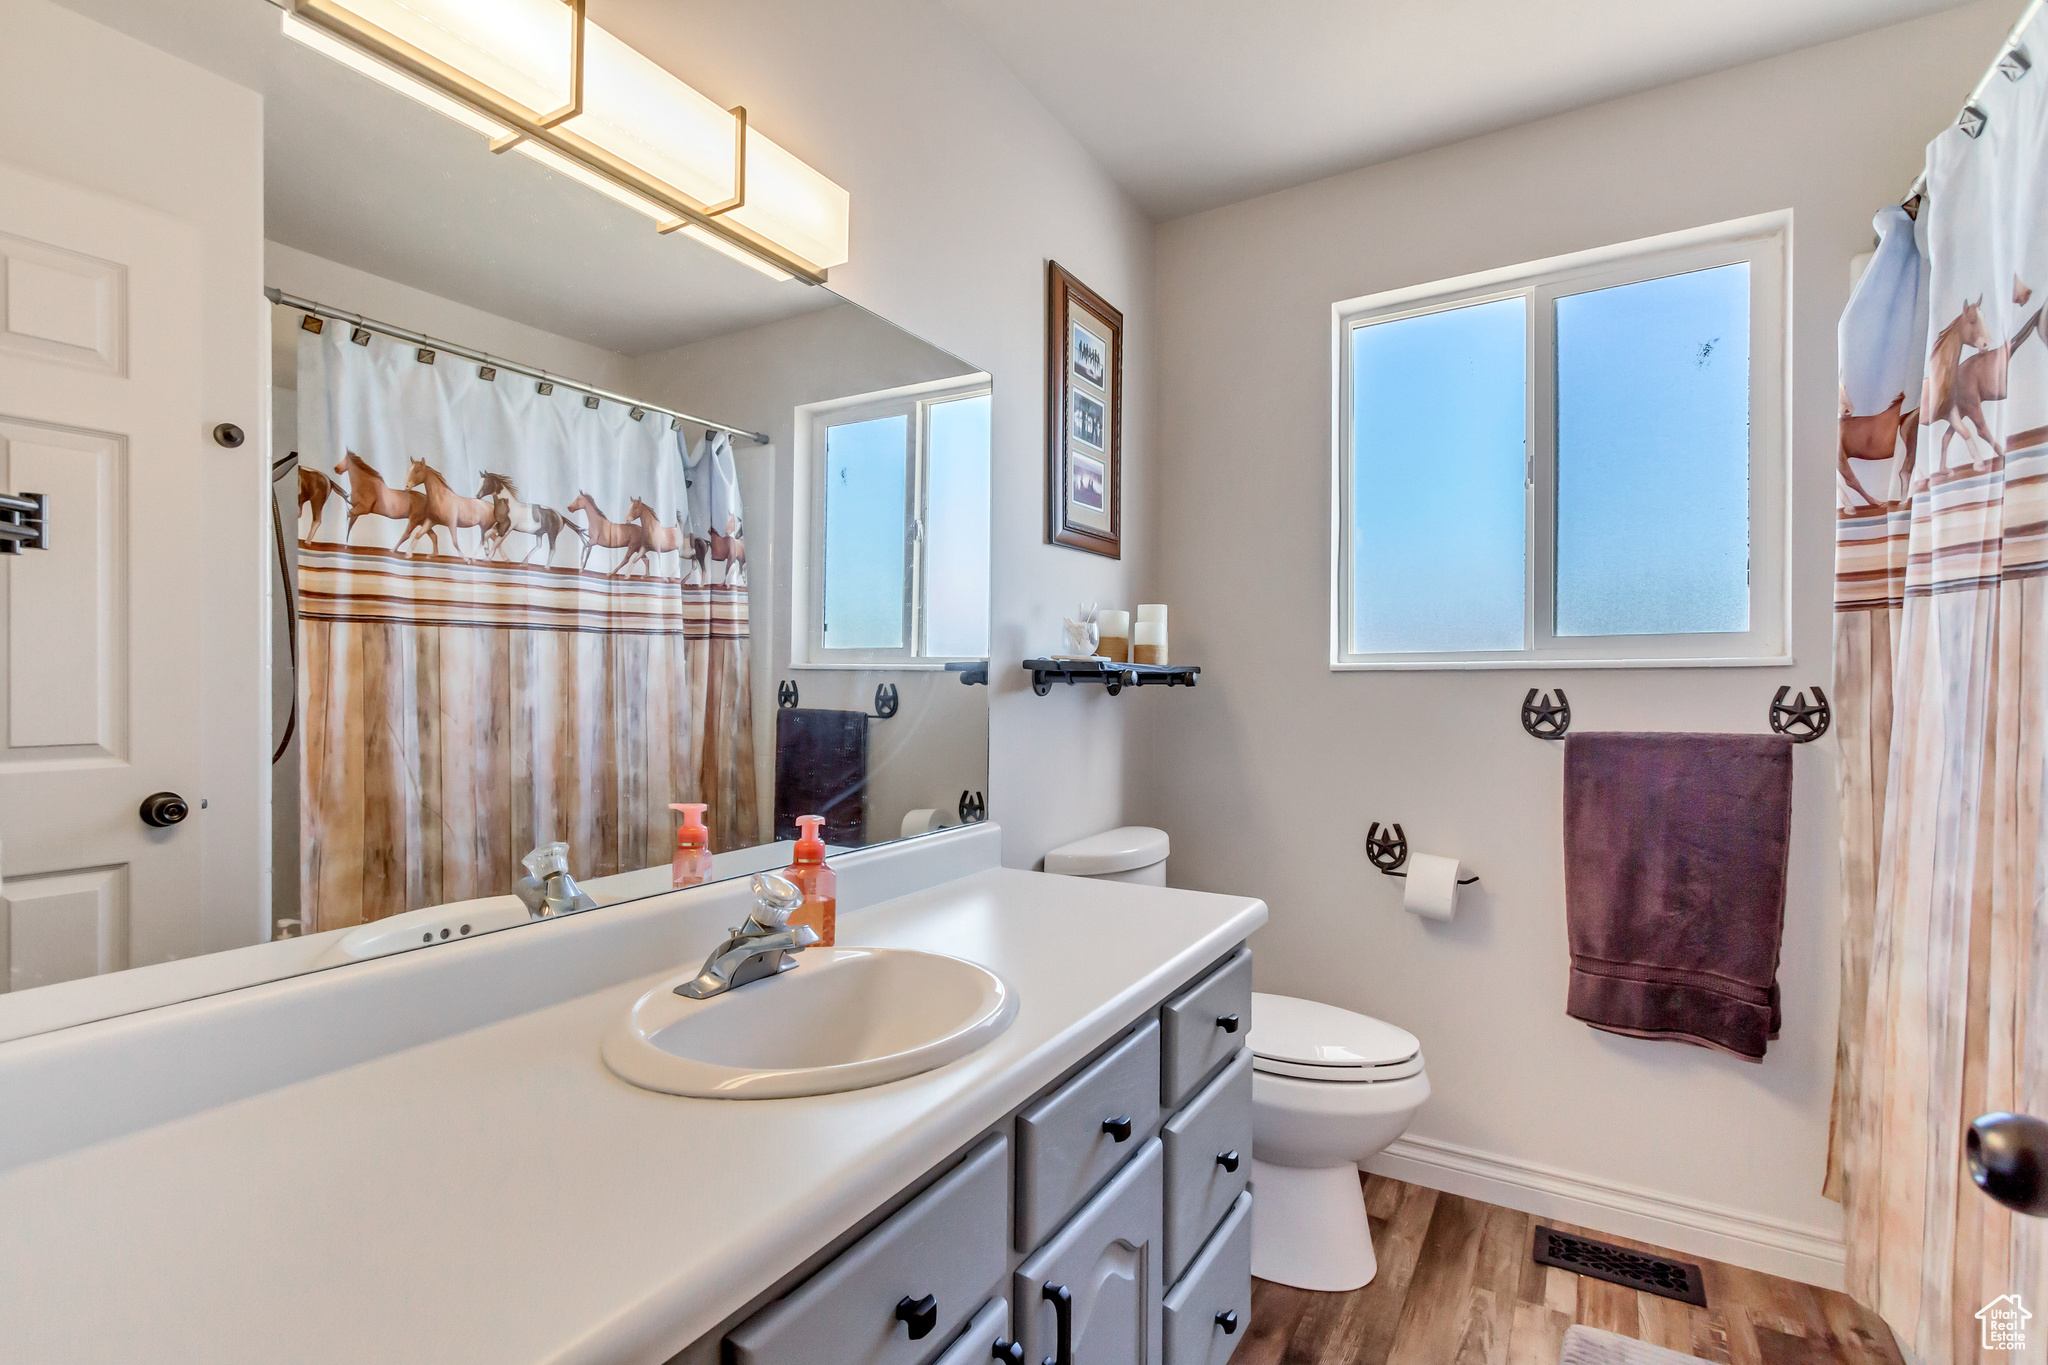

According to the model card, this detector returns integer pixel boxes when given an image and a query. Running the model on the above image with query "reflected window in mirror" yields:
[801,379,992,667]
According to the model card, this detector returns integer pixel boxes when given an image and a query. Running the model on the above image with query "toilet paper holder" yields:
[1366,822,1479,884]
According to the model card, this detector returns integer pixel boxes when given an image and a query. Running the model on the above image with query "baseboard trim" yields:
[1364,1134,1847,1291]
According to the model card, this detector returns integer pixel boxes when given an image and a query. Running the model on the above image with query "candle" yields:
[1136,604,1167,625]
[1133,619,1167,666]
[1098,609,1131,663]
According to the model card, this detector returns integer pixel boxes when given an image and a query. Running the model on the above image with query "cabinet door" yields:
[1161,1048,1251,1284]
[931,1298,1013,1365]
[1014,1139,1162,1365]
[1161,1192,1250,1365]
[1016,1018,1162,1249]
[1159,949,1252,1109]
[728,1135,1009,1365]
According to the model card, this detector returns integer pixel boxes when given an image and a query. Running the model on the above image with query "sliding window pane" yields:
[1555,264,1751,637]
[1351,296,1528,653]
[823,414,908,648]
[923,394,992,657]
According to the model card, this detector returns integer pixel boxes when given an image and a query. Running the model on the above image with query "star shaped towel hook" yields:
[1521,688,1570,740]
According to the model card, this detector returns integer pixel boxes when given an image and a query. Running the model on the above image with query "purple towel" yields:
[1563,732,1794,1061]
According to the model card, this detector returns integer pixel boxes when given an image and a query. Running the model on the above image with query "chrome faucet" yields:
[515,842,598,919]
[676,872,818,1000]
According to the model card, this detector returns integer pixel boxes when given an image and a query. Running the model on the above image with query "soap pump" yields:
[670,803,713,888]
[782,814,837,947]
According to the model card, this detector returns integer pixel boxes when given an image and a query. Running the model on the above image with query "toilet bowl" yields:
[1247,992,1428,1292]
[1041,827,1431,1294]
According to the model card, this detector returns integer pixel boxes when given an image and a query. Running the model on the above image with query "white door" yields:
[0,160,206,993]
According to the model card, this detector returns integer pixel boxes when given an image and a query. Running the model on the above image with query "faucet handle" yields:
[522,841,571,879]
[749,872,804,928]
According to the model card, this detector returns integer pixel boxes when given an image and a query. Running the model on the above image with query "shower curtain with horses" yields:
[1831,15,2048,1360]
[293,322,756,930]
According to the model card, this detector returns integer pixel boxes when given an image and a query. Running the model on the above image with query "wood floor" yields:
[1237,1176,1901,1365]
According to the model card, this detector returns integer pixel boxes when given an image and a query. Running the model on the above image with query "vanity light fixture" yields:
[279,0,848,283]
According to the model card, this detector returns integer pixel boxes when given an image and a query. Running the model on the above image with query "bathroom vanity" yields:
[0,826,1266,1365]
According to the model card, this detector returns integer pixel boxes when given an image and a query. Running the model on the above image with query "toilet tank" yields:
[1043,827,1170,886]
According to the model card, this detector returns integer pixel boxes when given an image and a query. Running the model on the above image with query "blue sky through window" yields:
[925,394,992,657]
[1351,296,1528,653]
[1555,264,1751,637]
[824,414,908,648]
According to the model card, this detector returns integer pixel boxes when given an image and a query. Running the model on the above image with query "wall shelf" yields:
[1022,659,1200,696]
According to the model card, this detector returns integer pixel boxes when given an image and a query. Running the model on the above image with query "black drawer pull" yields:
[1042,1282,1073,1365]
[1217,1149,1240,1173]
[1215,1309,1239,1334]
[992,1338,1025,1364]
[1216,1012,1240,1033]
[895,1293,938,1341]
[1101,1114,1133,1143]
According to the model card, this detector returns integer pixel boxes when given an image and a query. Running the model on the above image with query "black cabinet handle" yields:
[1042,1282,1072,1365]
[992,1339,1024,1364]
[895,1294,938,1341]
[1215,1309,1239,1334]
[1217,1149,1240,1173]
[1101,1115,1133,1143]
[1216,1012,1240,1033]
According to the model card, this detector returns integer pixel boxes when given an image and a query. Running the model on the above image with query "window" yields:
[1332,213,1787,668]
[795,375,992,667]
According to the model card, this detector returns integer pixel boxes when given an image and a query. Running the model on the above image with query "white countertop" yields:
[0,866,1264,1365]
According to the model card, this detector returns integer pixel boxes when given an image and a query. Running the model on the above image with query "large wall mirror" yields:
[0,0,992,1039]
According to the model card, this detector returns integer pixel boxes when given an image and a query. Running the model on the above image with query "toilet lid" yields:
[1248,992,1423,1083]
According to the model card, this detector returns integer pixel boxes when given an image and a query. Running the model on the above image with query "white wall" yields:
[1138,0,2022,1284]
[1,0,268,953]
[628,303,988,846]
[601,0,1158,872]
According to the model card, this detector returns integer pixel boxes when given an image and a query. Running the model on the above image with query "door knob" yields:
[894,1293,938,1341]
[991,1340,1024,1364]
[1216,1012,1241,1033]
[1969,1112,2048,1215]
[1215,1309,1239,1334]
[139,792,190,827]
[1217,1149,1240,1173]
[1101,1115,1133,1142]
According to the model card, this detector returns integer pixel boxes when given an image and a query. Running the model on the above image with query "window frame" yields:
[1329,210,1791,671]
[791,373,993,670]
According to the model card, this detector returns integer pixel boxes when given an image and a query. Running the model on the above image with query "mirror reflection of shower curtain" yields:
[292,323,756,930]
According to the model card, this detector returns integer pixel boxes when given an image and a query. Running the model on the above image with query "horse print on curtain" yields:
[293,321,757,931]
[1831,13,2048,1359]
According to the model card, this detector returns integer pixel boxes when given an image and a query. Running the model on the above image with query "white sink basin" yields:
[602,947,1017,1099]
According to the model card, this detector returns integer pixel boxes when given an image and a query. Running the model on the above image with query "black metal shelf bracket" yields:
[1769,686,1831,743]
[946,661,989,686]
[1023,659,1200,697]
[1366,821,1478,884]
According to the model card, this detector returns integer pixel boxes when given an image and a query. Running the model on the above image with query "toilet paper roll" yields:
[900,808,956,838]
[1402,854,1463,920]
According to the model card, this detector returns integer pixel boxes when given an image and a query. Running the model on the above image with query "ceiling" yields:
[940,0,1984,220]
[57,0,835,357]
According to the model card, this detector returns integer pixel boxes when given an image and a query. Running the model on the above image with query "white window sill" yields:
[1329,655,1795,672]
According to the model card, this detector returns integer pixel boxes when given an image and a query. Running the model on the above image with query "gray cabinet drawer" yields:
[1014,1139,1163,1365]
[931,1298,1012,1365]
[1161,1048,1252,1284]
[1160,948,1252,1109]
[728,1135,1009,1365]
[1016,1018,1163,1249]
[1162,1191,1251,1365]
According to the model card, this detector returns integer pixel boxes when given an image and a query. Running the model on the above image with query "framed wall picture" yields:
[1047,261,1123,557]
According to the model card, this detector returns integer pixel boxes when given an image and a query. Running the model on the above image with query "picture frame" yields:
[1047,261,1123,557]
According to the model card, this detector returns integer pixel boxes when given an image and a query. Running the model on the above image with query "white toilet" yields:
[1043,826,1431,1294]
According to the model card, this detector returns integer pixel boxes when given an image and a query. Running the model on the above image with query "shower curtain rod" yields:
[264,288,771,445]
[1904,0,2045,203]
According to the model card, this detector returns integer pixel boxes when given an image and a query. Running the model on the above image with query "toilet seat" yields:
[1249,992,1423,1083]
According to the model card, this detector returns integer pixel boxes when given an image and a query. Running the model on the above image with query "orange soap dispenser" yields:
[783,814,837,946]
[670,803,713,888]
